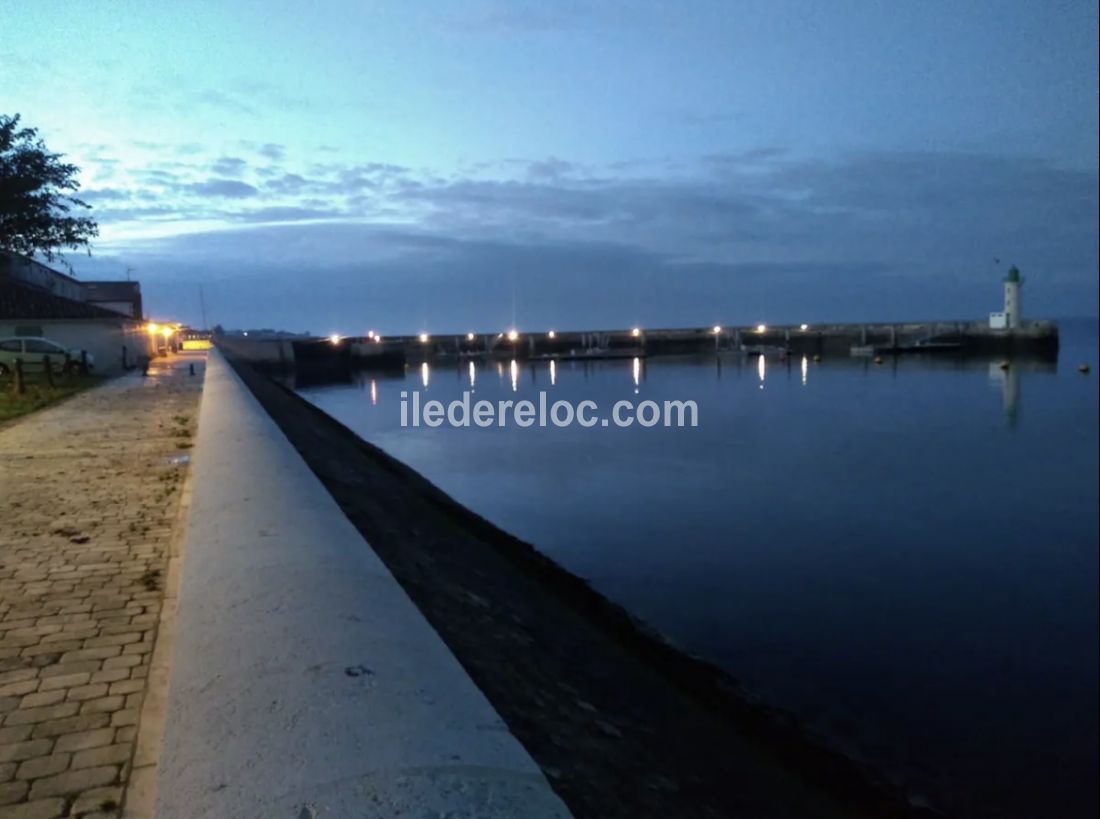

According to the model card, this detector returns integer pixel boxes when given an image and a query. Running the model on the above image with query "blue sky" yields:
[2,0,1097,333]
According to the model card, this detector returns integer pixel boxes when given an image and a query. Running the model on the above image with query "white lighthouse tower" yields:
[1003,265,1022,329]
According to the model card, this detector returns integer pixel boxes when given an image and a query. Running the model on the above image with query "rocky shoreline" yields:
[226,354,941,819]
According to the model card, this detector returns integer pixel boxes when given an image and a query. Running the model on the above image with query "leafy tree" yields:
[0,113,98,263]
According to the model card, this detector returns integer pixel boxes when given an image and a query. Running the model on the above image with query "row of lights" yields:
[331,324,813,343]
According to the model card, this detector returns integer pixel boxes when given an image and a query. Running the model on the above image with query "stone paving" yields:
[0,355,204,819]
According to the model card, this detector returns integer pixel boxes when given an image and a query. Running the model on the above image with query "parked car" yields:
[0,337,96,376]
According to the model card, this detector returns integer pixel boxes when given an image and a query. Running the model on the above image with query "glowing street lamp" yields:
[466,332,475,341]
[712,325,722,334]
[631,327,642,337]
[800,323,809,331]
[506,329,519,342]
[146,322,160,335]
[756,324,767,333]
[418,333,430,343]
[547,330,556,339]
[329,334,342,345]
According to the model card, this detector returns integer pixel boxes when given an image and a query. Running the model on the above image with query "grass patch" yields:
[0,374,103,424]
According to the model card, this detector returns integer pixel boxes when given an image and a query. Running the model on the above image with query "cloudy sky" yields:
[2,0,1097,334]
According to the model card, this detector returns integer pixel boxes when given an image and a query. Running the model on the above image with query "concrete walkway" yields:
[0,354,205,819]
[155,351,570,818]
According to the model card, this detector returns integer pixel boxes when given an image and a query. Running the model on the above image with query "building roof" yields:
[82,281,142,300]
[0,280,131,321]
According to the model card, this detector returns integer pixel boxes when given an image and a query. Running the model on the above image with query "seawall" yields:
[219,319,1059,372]
[154,350,571,818]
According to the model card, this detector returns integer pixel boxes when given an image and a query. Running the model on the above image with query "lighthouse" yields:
[1003,265,1022,329]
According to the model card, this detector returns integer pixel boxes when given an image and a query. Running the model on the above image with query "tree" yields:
[0,113,98,263]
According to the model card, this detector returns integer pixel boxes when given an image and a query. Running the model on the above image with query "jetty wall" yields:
[218,319,1059,372]
[155,350,570,818]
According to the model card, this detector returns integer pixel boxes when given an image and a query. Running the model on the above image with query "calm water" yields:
[297,319,1099,818]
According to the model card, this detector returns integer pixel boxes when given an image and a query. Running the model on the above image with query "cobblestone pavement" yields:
[0,355,204,819]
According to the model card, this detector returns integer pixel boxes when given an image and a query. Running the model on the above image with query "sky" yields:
[2,0,1097,334]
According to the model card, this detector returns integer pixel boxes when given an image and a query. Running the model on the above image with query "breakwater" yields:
[218,319,1059,372]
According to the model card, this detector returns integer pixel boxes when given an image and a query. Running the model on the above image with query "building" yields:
[990,265,1023,330]
[81,280,144,319]
[0,251,157,374]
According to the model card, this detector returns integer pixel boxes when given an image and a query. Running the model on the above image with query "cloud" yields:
[211,157,248,177]
[80,188,130,203]
[186,179,259,198]
[259,143,285,161]
[265,172,311,194]
[75,146,1096,329]
[233,206,346,223]
[527,156,576,181]
[193,89,256,116]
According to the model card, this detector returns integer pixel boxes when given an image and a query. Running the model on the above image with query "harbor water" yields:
[296,318,1099,818]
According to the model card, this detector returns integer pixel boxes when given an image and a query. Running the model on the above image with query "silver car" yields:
[0,336,96,376]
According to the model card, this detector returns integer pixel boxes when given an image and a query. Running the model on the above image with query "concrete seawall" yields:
[155,351,571,818]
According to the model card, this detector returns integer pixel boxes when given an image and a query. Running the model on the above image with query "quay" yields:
[219,318,1060,373]
[0,355,202,817]
[1,350,569,818]
[155,351,568,818]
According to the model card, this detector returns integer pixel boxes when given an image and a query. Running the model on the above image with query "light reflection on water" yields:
[296,321,1099,818]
